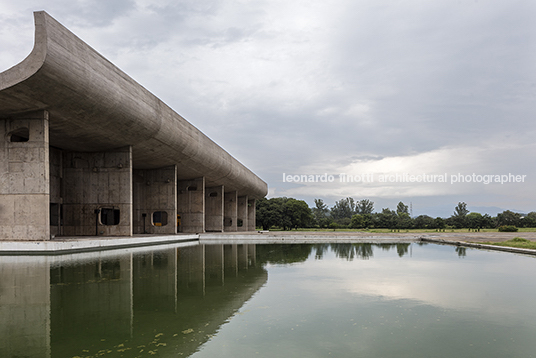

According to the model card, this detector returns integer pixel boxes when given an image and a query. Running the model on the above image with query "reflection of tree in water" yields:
[256,244,313,265]
[332,244,374,260]
[331,243,412,260]
[377,243,410,257]
[313,244,330,260]
[455,246,466,257]
[257,243,414,264]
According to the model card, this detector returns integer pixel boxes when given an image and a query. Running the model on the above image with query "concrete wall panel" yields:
[237,195,248,232]
[177,177,205,233]
[133,166,177,234]
[248,199,256,231]
[62,146,132,236]
[205,185,223,232]
[0,111,50,240]
[224,191,238,232]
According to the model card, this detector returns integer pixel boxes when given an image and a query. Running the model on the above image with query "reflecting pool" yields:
[1,242,535,357]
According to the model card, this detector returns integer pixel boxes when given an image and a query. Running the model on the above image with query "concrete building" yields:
[0,11,267,241]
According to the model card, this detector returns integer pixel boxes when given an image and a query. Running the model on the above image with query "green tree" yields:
[483,214,494,228]
[396,201,409,215]
[451,202,469,228]
[330,197,356,220]
[361,213,373,228]
[311,198,330,228]
[256,197,312,230]
[356,199,374,215]
[395,202,412,229]
[433,217,446,230]
[377,208,397,230]
[396,212,413,230]
[413,215,434,229]
[522,212,536,228]
[466,212,483,230]
[350,214,365,229]
[496,210,522,227]
[283,198,313,230]
[256,197,281,230]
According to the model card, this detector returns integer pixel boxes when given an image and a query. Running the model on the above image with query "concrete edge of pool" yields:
[421,237,536,256]
[0,235,200,255]
[1,232,536,256]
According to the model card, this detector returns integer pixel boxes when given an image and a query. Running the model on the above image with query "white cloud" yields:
[276,143,535,208]
[1,0,535,215]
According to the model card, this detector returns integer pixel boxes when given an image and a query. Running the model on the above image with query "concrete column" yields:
[62,146,133,236]
[177,177,205,233]
[224,191,238,232]
[237,195,248,232]
[0,111,50,240]
[247,199,256,231]
[49,147,63,237]
[205,186,224,232]
[133,166,177,234]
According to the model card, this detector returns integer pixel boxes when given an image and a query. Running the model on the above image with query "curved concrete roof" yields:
[0,11,267,199]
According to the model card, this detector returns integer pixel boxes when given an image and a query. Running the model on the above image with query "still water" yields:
[1,242,535,358]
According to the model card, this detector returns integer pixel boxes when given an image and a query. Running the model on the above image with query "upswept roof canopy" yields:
[0,11,267,199]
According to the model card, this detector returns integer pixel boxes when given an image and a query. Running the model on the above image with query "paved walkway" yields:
[1,230,535,255]
[0,234,199,255]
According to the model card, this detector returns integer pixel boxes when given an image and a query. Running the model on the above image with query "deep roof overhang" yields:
[0,11,267,198]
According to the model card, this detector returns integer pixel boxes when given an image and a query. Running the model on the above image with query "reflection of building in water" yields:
[0,243,265,358]
[0,257,51,358]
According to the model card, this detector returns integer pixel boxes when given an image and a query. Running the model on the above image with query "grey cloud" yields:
[43,0,136,27]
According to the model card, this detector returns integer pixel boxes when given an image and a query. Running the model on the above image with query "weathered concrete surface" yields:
[0,234,198,255]
[0,11,266,198]
[199,231,422,244]
[133,165,177,235]
[237,195,248,232]
[205,186,224,232]
[0,111,50,240]
[177,177,205,233]
[224,191,238,232]
[3,230,534,255]
[0,11,266,240]
[62,146,133,236]
[247,199,256,231]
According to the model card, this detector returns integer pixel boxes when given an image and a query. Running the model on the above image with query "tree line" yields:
[256,197,536,231]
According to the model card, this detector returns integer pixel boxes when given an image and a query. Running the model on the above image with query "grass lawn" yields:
[265,228,536,234]
[481,237,536,250]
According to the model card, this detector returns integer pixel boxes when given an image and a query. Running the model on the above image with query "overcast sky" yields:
[1,0,535,217]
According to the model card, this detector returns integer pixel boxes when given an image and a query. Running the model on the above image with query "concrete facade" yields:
[133,165,177,235]
[0,12,266,240]
[205,186,224,232]
[62,146,133,236]
[177,177,205,233]
[237,195,248,232]
[248,199,256,231]
[224,191,238,232]
[0,111,50,240]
